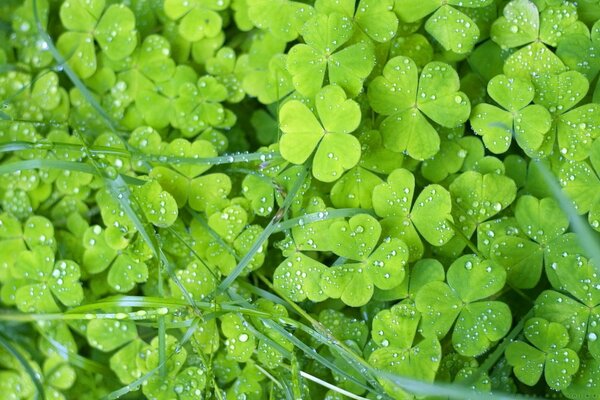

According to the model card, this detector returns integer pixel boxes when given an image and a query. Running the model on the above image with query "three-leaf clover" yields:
[396,0,493,53]
[533,71,600,161]
[367,56,471,160]
[372,168,454,260]
[415,255,512,356]
[11,246,84,312]
[470,74,552,155]
[287,13,375,97]
[506,318,580,390]
[490,196,573,289]
[58,0,137,78]
[279,85,361,182]
[320,214,409,307]
[164,0,229,42]
[444,171,516,256]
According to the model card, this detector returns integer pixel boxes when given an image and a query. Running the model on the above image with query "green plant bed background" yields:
[1,0,600,398]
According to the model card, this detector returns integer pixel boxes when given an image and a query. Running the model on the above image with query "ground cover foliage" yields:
[2,0,600,398]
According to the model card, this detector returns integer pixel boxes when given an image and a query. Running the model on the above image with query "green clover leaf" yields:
[164,0,229,42]
[357,129,404,174]
[563,356,600,400]
[372,301,420,350]
[110,338,146,384]
[415,254,511,356]
[87,319,138,352]
[221,313,256,362]
[247,0,315,41]
[506,318,579,390]
[172,76,232,137]
[372,168,454,259]
[58,1,137,78]
[369,337,442,383]
[82,225,149,292]
[330,166,383,209]
[136,65,198,129]
[396,0,492,53]
[367,56,470,160]
[169,261,217,300]
[12,246,83,312]
[131,180,178,228]
[279,85,361,182]
[315,0,399,43]
[556,20,600,81]
[273,252,327,302]
[533,71,600,161]
[470,74,552,155]
[491,0,585,49]
[490,196,571,288]
[242,174,274,217]
[287,13,375,97]
[321,215,409,306]
[445,171,516,255]
[559,141,600,231]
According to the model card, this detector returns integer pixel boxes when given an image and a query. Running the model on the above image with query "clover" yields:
[250,299,294,368]
[319,214,409,307]
[330,166,383,209]
[415,254,512,356]
[491,0,585,50]
[314,0,399,43]
[11,0,53,69]
[372,168,454,260]
[221,312,256,362]
[57,0,137,78]
[506,317,579,391]
[560,139,600,230]
[191,202,268,275]
[236,31,295,104]
[396,0,493,54]
[489,195,575,289]
[286,12,375,97]
[367,56,471,160]
[444,170,516,256]
[279,85,362,182]
[357,129,404,175]
[0,213,55,285]
[534,249,600,360]
[171,75,233,138]
[9,245,83,312]
[87,318,138,352]
[206,47,245,103]
[135,65,198,130]
[103,34,176,119]
[374,258,445,303]
[164,0,229,42]
[169,260,217,302]
[532,70,600,161]
[556,20,600,82]
[82,224,150,292]
[470,74,552,156]
[247,0,315,42]
[137,336,206,399]
[491,0,581,79]
[146,137,223,209]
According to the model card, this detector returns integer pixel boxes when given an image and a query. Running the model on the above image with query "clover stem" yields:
[445,218,483,258]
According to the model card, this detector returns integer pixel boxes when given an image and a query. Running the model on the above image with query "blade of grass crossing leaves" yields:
[217,167,309,292]
[0,332,45,400]
[32,0,119,134]
[0,159,147,185]
[102,318,201,400]
[534,160,600,266]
